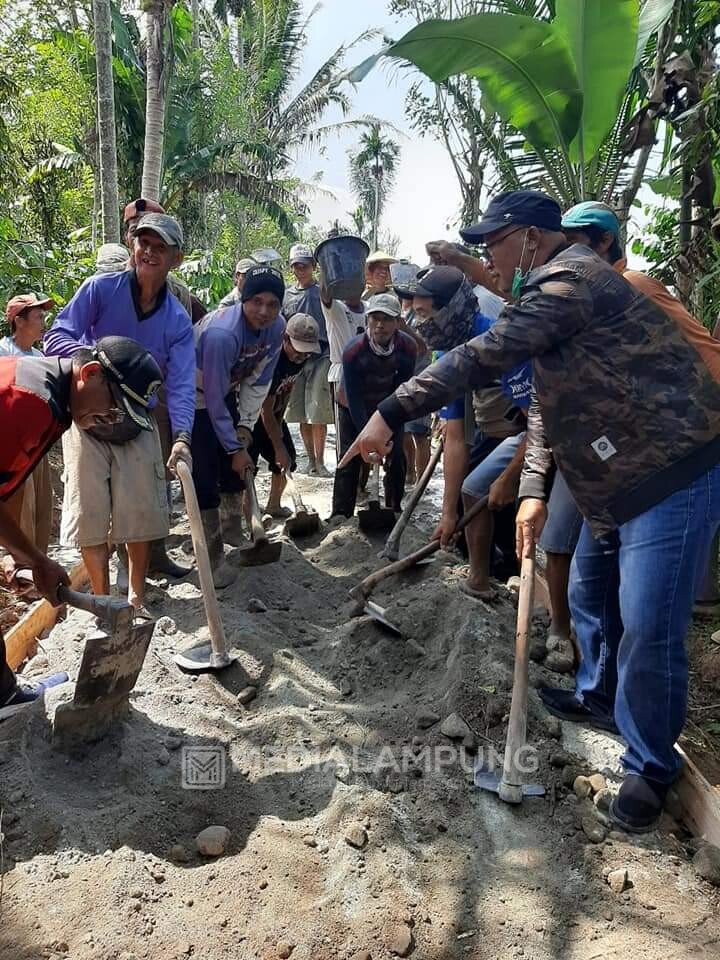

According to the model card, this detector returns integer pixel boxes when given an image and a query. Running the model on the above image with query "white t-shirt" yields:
[0,336,42,357]
[322,299,366,383]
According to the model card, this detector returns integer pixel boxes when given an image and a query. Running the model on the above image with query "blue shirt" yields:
[195,303,285,452]
[44,270,195,436]
[442,310,532,420]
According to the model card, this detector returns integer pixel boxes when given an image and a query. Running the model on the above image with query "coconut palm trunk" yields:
[141,0,173,201]
[92,0,120,242]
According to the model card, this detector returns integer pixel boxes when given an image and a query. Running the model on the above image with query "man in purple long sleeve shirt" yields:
[44,213,195,612]
[192,265,285,587]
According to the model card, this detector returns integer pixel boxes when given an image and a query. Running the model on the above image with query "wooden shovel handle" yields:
[383,439,443,558]
[244,471,267,543]
[499,550,536,799]
[176,461,228,661]
[352,494,489,601]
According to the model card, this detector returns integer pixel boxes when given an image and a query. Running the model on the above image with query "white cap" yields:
[289,243,314,265]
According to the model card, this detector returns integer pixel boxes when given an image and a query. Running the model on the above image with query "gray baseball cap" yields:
[289,243,314,265]
[366,293,401,318]
[135,213,184,249]
[235,257,257,274]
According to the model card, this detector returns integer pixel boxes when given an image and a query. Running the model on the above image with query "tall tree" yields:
[92,0,120,241]
[142,0,175,200]
[348,124,400,249]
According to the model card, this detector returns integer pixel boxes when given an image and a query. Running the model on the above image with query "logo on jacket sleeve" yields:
[591,435,617,461]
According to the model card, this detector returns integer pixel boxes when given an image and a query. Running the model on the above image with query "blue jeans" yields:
[569,464,720,784]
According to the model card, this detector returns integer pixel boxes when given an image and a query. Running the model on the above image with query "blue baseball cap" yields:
[561,201,621,239]
[460,190,562,243]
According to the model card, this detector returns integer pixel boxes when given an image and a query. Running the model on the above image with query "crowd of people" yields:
[2,187,720,837]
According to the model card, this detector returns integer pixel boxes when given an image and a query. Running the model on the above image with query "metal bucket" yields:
[314,235,370,301]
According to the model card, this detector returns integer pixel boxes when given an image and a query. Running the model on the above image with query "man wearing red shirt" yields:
[0,336,162,720]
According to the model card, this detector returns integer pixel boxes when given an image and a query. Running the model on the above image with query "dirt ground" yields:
[1,436,720,960]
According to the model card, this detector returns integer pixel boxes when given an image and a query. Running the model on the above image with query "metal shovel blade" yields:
[52,616,155,745]
[358,501,397,535]
[236,537,282,566]
[363,599,402,636]
[174,643,240,673]
[284,509,321,538]
[474,764,545,802]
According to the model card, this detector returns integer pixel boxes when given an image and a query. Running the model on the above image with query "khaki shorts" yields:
[60,423,169,547]
[285,354,333,425]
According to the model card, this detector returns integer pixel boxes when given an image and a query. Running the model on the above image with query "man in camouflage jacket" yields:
[339,190,720,833]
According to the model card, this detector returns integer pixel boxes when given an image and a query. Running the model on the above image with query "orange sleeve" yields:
[624,271,720,385]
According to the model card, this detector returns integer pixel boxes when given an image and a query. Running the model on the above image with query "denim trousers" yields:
[569,464,720,784]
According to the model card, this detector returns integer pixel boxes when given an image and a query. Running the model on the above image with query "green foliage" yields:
[348,124,401,246]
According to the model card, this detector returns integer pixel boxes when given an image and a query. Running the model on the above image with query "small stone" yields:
[195,826,231,857]
[543,716,562,740]
[276,941,294,958]
[339,678,353,697]
[388,923,414,957]
[353,953,372,960]
[607,867,630,894]
[157,747,171,766]
[440,712,472,741]
[237,686,258,705]
[693,844,720,886]
[549,750,572,768]
[344,823,368,849]
[545,650,575,674]
[411,736,424,754]
[302,835,317,848]
[588,773,607,794]
[165,735,183,751]
[168,844,189,863]
[581,816,606,844]
[573,775,593,799]
[593,789,613,812]
[562,765,579,787]
[155,616,177,635]
[259,879,268,890]
[247,597,268,613]
[335,764,351,783]
[129,888,143,899]
[416,709,440,730]
[529,640,547,663]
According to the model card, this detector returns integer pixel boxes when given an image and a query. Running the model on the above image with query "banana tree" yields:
[353,0,677,208]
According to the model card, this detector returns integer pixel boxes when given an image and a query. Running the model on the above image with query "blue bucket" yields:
[314,235,370,301]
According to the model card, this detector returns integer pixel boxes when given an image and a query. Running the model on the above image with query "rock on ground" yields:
[195,826,231,857]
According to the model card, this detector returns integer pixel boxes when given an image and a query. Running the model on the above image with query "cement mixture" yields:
[1,444,719,960]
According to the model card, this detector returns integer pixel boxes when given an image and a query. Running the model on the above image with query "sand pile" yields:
[1,468,719,960]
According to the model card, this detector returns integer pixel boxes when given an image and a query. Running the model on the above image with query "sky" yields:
[293,0,463,264]
[292,0,665,268]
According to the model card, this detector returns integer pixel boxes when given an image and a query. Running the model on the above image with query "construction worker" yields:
[44,214,195,613]
[192,265,286,587]
[341,189,720,833]
[0,337,162,720]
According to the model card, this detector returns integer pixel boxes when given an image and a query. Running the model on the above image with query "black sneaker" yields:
[0,672,69,721]
[609,774,669,833]
[539,687,619,735]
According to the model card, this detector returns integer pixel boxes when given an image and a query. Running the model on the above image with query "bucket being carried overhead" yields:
[315,235,370,301]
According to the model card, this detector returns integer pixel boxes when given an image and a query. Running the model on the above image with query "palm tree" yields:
[348,124,400,249]
[92,0,120,241]
[142,0,176,201]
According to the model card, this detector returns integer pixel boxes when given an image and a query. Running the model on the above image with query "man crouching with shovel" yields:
[341,189,720,833]
[0,337,163,720]
[192,265,286,587]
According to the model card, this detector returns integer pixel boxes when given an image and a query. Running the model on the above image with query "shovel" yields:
[358,462,396,534]
[172,461,239,672]
[51,585,153,745]
[474,548,545,803]
[283,471,321,538]
[350,494,490,632]
[381,439,443,561]
[237,472,282,566]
